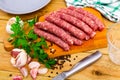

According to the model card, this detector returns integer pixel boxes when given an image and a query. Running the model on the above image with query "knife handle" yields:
[63,51,102,78]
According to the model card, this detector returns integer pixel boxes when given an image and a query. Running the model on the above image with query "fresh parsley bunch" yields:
[9,16,56,68]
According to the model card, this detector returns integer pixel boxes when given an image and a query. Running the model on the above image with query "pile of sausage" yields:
[34,6,104,51]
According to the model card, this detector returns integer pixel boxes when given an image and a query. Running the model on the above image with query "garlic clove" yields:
[30,68,38,80]
[27,55,32,64]
[19,67,28,77]
[38,68,48,74]
[12,75,23,80]
[28,61,40,69]
[10,57,17,67]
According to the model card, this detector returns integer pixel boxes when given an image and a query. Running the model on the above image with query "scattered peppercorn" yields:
[50,48,56,54]
[56,72,59,74]
[76,56,78,58]
[48,76,51,78]
[70,64,72,66]
[53,55,71,70]
[49,42,54,47]
[51,71,53,74]
[9,74,12,77]
[73,58,76,60]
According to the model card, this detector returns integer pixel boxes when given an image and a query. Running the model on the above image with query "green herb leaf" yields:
[40,37,48,48]
[38,56,45,64]
[39,49,44,55]
[47,59,56,65]
[16,16,21,23]
[45,63,51,69]
[27,30,38,40]
[27,16,37,27]
[32,51,39,58]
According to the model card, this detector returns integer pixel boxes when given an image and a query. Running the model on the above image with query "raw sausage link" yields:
[69,34,83,45]
[73,37,83,45]
[45,13,90,40]
[34,27,70,51]
[66,31,83,45]
[68,6,104,31]
[60,8,98,31]
[58,12,96,38]
[35,21,74,45]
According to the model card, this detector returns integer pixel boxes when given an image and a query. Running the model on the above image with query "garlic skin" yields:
[11,48,21,58]
[6,17,24,34]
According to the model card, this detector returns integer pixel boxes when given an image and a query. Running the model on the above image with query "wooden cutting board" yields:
[39,7,107,58]
[4,8,107,58]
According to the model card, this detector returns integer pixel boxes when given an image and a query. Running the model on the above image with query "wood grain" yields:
[0,0,120,80]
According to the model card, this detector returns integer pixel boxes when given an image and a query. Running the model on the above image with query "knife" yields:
[52,51,102,80]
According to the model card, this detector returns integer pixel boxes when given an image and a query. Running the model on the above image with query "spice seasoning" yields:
[56,72,59,74]
[50,48,56,54]
[53,55,71,70]
[49,42,54,47]
[9,74,12,77]
[51,71,53,74]
[76,56,78,58]
[48,75,51,78]
[73,58,76,60]
[70,64,72,66]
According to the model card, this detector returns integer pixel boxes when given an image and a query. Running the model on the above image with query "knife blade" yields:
[52,51,102,80]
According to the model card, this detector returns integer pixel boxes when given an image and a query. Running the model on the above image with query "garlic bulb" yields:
[10,48,28,68]
[6,17,23,34]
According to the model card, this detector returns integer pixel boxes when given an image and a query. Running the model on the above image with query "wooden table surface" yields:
[1,0,120,80]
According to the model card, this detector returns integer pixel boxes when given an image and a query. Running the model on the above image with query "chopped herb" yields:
[9,16,56,68]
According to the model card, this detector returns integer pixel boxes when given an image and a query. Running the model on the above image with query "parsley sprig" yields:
[8,16,56,68]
